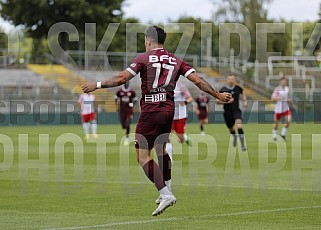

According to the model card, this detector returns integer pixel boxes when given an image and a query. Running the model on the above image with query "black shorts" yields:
[223,110,242,128]
[135,110,174,150]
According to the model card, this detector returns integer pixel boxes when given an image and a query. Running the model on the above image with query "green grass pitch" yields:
[0,123,320,229]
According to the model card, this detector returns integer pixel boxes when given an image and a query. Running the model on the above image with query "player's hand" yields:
[218,92,232,103]
[81,82,97,93]
[227,97,234,104]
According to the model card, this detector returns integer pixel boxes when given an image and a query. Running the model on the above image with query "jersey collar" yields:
[226,85,236,90]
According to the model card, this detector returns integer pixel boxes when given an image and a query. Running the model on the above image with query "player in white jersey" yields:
[157,81,192,205]
[165,82,193,160]
[78,93,97,141]
[271,77,291,141]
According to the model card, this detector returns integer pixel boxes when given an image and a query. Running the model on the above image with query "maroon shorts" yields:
[171,118,187,135]
[198,111,208,120]
[119,112,133,129]
[82,113,96,123]
[135,110,174,150]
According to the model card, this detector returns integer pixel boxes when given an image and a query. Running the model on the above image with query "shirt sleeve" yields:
[131,91,137,101]
[179,59,195,78]
[78,95,83,103]
[126,55,144,76]
[272,88,278,99]
[179,83,191,99]
[133,91,137,98]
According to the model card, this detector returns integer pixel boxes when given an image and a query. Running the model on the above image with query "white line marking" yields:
[200,205,321,219]
[47,217,185,230]
[48,206,321,230]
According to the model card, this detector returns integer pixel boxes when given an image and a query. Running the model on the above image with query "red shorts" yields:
[171,118,187,134]
[135,111,174,150]
[82,112,96,123]
[275,109,291,121]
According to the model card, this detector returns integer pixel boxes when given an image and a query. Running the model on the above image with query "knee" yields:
[137,155,147,166]
[136,150,148,166]
[154,144,165,155]
[287,118,291,125]
[178,134,184,143]
[235,121,242,129]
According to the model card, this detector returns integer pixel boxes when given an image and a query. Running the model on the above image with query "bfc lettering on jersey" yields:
[148,55,177,65]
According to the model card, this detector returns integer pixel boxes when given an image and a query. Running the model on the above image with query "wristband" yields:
[96,81,102,89]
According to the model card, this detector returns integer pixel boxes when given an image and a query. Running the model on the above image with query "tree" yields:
[0,0,124,61]
[0,27,8,49]
[165,17,203,56]
[213,0,273,61]
[213,0,272,26]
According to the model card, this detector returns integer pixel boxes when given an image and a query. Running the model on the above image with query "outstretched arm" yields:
[271,89,280,102]
[81,70,134,93]
[187,73,232,102]
[194,102,200,115]
[216,97,234,104]
[242,90,247,108]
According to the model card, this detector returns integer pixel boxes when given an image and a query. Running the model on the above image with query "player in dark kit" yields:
[114,83,137,145]
[195,92,210,135]
[218,74,247,151]
[81,26,232,216]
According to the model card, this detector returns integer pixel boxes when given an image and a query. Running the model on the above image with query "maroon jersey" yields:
[195,95,209,119]
[115,87,137,116]
[126,48,195,112]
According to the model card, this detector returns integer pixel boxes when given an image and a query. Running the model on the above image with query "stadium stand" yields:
[28,64,117,112]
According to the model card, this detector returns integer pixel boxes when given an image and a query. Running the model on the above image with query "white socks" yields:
[83,123,90,135]
[165,143,173,162]
[273,127,288,138]
[159,186,172,197]
[83,122,98,135]
[184,133,188,142]
[91,122,97,134]
[281,127,287,136]
[165,180,172,192]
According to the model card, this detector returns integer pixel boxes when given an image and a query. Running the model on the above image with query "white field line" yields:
[48,205,321,230]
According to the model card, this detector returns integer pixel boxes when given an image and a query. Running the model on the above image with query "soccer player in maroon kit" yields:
[114,83,137,145]
[82,26,232,216]
[195,92,210,135]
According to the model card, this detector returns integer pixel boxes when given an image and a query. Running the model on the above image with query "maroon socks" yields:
[158,154,172,181]
[143,160,166,190]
